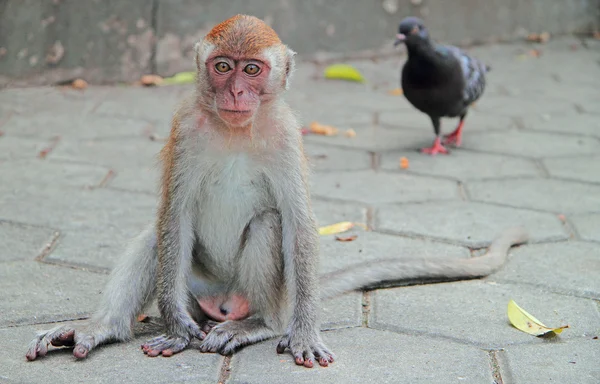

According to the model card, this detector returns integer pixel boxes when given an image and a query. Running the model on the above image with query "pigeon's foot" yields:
[421,137,449,155]
[443,121,464,147]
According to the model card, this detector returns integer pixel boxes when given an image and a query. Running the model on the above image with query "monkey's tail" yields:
[319,226,528,301]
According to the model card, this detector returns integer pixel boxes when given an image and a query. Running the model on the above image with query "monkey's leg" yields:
[199,210,285,355]
[26,225,158,361]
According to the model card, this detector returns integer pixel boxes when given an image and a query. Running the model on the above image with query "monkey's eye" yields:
[215,62,231,73]
[243,64,260,76]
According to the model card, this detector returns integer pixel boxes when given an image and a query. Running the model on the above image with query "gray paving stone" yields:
[376,201,567,247]
[320,292,363,330]
[570,213,600,243]
[519,113,600,137]
[45,227,150,271]
[370,281,600,349]
[379,109,516,133]
[229,327,493,384]
[473,95,579,118]
[312,199,368,228]
[319,232,469,275]
[0,323,222,384]
[380,151,540,181]
[0,86,108,116]
[467,178,600,214]
[500,339,600,384]
[0,159,109,190]
[108,165,160,194]
[0,135,53,160]
[311,170,459,205]
[461,129,599,158]
[294,102,373,128]
[0,185,156,233]
[0,221,57,263]
[491,241,600,298]
[49,137,164,194]
[93,86,187,126]
[304,124,428,152]
[0,261,108,327]
[543,155,600,184]
[305,143,372,172]
[50,137,164,168]
[1,112,155,140]
[295,83,413,113]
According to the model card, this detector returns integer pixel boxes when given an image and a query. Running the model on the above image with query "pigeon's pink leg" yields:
[197,294,250,322]
[443,120,464,147]
[421,137,449,155]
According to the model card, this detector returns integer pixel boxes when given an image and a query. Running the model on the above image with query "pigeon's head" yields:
[394,17,429,46]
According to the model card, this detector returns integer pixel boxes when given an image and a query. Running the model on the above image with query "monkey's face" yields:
[206,54,271,127]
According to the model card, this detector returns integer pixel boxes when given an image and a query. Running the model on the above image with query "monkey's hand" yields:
[26,323,115,361]
[141,318,205,357]
[276,326,335,368]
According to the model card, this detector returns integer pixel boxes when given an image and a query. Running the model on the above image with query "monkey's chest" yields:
[195,155,274,271]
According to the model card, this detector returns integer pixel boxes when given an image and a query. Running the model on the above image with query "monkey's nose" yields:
[219,306,228,316]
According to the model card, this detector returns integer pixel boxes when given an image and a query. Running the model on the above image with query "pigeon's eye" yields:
[411,26,420,34]
[243,64,261,76]
[215,62,231,73]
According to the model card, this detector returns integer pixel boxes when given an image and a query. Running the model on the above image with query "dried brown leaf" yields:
[141,74,164,86]
[399,156,409,169]
[71,78,88,90]
[335,234,358,242]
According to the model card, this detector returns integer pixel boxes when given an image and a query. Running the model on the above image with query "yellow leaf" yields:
[318,222,354,235]
[507,300,569,336]
[161,71,196,85]
[324,64,365,83]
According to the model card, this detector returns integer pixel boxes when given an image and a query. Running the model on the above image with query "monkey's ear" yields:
[194,41,214,71]
[284,47,296,90]
[194,42,203,71]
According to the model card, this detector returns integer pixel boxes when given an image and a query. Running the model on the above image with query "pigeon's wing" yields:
[438,44,488,105]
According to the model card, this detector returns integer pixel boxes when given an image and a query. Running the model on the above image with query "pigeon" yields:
[394,17,489,155]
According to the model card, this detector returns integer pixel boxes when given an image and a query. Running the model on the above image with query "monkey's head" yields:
[194,15,296,127]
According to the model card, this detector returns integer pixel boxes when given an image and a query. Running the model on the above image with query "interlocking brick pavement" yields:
[1,36,599,383]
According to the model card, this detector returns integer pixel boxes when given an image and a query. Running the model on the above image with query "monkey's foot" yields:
[276,332,335,368]
[199,319,274,355]
[26,325,101,361]
[198,319,219,334]
[420,137,449,155]
[442,121,464,147]
[141,334,192,357]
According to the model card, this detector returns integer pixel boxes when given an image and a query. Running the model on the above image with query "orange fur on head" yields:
[206,14,282,55]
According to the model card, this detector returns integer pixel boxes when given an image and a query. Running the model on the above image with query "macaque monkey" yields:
[25,15,529,368]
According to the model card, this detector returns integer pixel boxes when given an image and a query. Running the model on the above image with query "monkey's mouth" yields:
[219,108,252,114]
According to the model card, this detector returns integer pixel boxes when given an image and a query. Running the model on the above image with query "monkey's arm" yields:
[268,135,334,368]
[141,118,205,357]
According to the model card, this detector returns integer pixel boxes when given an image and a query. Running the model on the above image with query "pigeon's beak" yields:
[393,33,406,47]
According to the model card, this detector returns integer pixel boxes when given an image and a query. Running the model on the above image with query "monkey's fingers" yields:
[51,329,76,347]
[313,344,335,367]
[294,350,315,368]
[141,335,190,357]
[276,335,290,354]
[26,326,76,361]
